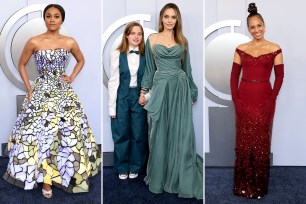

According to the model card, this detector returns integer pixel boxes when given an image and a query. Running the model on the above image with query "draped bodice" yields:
[153,44,184,71]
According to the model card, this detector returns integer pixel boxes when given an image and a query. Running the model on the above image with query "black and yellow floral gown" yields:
[3,49,101,193]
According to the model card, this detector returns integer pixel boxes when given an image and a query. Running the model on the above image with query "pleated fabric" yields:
[141,39,203,199]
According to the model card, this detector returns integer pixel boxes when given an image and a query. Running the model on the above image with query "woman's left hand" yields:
[261,98,275,116]
[61,73,73,83]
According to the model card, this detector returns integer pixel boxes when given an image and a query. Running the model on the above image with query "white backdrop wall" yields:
[103,0,204,156]
[0,0,102,156]
[206,0,306,165]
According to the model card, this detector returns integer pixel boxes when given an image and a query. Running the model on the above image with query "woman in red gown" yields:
[230,3,284,199]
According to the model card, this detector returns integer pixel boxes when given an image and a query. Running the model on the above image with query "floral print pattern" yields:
[3,49,101,193]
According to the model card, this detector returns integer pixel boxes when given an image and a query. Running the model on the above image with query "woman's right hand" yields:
[27,90,33,101]
[139,93,147,106]
[111,115,116,119]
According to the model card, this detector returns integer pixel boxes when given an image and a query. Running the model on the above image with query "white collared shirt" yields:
[108,48,140,116]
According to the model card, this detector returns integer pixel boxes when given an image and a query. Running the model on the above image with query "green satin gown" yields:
[141,38,203,200]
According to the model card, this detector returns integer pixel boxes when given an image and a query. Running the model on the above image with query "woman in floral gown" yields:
[3,4,101,199]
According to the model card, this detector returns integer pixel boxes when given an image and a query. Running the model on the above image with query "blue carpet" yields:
[103,167,203,204]
[206,167,306,204]
[0,157,101,204]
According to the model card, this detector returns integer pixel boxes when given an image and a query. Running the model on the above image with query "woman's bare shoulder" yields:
[148,33,158,45]
[269,42,281,51]
[264,40,281,51]
[236,42,250,51]
[25,36,43,49]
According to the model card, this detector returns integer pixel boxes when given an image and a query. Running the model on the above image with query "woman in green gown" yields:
[139,3,203,200]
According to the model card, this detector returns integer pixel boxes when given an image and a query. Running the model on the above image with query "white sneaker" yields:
[119,173,128,180]
[129,172,138,179]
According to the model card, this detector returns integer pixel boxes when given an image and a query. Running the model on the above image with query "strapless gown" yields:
[3,49,101,193]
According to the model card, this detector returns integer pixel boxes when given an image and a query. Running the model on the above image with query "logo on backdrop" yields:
[0,4,67,91]
[205,20,250,104]
[102,14,157,87]
[204,20,250,166]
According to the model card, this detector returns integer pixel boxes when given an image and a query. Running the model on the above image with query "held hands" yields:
[110,115,116,119]
[61,73,74,83]
[139,93,147,106]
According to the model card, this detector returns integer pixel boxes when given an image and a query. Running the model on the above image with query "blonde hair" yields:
[117,22,145,55]
[158,3,187,52]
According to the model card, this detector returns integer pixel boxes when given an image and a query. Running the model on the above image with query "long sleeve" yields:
[108,50,120,116]
[270,64,284,100]
[141,38,157,89]
[182,44,198,102]
[230,62,242,102]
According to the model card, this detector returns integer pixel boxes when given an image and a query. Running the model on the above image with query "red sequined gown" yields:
[230,48,284,199]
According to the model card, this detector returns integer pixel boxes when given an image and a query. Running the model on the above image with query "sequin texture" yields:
[231,48,283,199]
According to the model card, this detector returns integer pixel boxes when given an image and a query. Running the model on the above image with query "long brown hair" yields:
[117,22,145,55]
[158,3,187,52]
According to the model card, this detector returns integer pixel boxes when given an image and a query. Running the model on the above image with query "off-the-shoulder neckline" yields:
[236,48,282,58]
